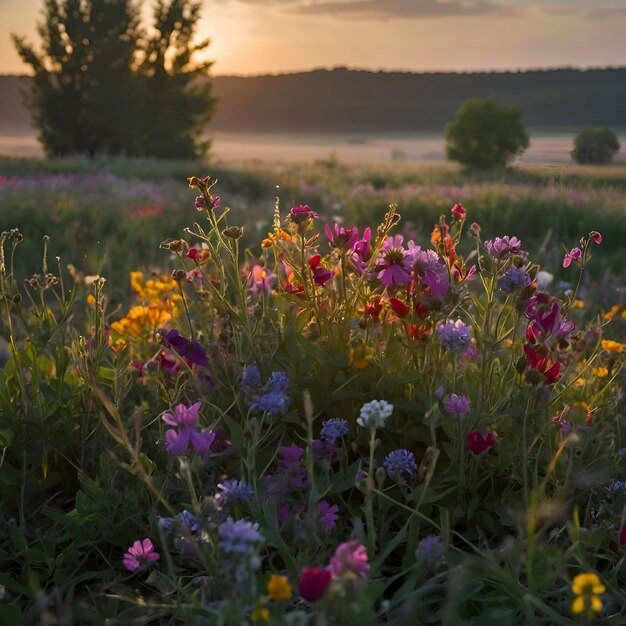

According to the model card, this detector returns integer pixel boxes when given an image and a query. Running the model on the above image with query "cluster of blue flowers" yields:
[501,265,531,295]
[383,449,417,479]
[240,364,292,416]
[436,319,473,353]
[218,517,264,555]
[320,418,350,444]
[216,479,255,506]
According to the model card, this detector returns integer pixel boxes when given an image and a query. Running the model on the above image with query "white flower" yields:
[357,400,393,430]
[536,271,554,289]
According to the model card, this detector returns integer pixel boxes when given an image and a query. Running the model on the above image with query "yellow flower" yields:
[571,572,605,615]
[604,304,622,320]
[86,294,96,306]
[250,605,270,624]
[601,339,624,354]
[262,230,292,248]
[267,574,292,601]
[572,298,585,310]
[592,366,608,378]
[349,343,373,369]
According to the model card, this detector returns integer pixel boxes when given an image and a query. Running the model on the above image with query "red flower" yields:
[298,567,332,602]
[451,203,466,219]
[389,297,410,319]
[467,430,495,456]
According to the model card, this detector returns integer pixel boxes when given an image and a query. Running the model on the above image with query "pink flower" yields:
[325,223,359,252]
[329,539,369,578]
[375,236,413,288]
[466,430,495,456]
[123,538,160,572]
[352,227,372,272]
[562,247,582,268]
[442,393,470,418]
[298,567,332,602]
[290,204,319,224]
[590,230,602,244]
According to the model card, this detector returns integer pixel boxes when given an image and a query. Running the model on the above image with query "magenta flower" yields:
[410,245,450,300]
[290,204,319,224]
[298,567,332,602]
[442,393,470,418]
[375,235,413,288]
[309,254,334,286]
[562,247,582,268]
[123,538,160,573]
[325,223,360,252]
[318,502,339,530]
[484,236,524,259]
[162,402,201,428]
[590,230,602,244]
[329,539,369,578]
[352,227,372,272]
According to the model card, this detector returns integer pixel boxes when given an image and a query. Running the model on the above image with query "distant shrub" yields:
[445,97,529,169]
[572,127,620,164]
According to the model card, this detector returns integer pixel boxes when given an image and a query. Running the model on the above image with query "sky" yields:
[1,0,626,76]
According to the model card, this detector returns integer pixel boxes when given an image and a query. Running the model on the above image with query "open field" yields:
[2,130,626,164]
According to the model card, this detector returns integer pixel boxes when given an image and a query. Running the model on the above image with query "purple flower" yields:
[160,329,209,368]
[442,393,470,418]
[278,444,305,471]
[329,540,369,578]
[218,517,264,555]
[484,236,524,259]
[289,204,319,225]
[325,223,360,252]
[383,449,417,479]
[318,502,339,530]
[437,319,473,353]
[501,266,531,294]
[217,479,254,505]
[312,439,338,461]
[563,247,582,269]
[410,245,450,300]
[320,418,349,444]
[162,402,202,428]
[351,227,372,272]
[416,535,445,568]
[123,538,160,573]
[375,235,413,288]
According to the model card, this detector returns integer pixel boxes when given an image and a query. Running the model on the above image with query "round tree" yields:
[445,97,529,169]
[572,128,620,165]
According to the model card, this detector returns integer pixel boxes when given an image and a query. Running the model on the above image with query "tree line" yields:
[12,0,214,158]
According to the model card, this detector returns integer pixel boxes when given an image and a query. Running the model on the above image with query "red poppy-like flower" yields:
[389,297,411,319]
[467,430,495,456]
[451,203,466,219]
[298,566,332,602]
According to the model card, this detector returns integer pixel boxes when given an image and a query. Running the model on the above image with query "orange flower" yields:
[262,230,292,248]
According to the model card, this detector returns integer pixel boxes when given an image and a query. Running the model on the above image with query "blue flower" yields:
[416,535,445,568]
[383,449,417,479]
[218,517,264,555]
[320,418,349,444]
[217,479,254,505]
[241,364,262,390]
[501,266,531,294]
[436,319,473,353]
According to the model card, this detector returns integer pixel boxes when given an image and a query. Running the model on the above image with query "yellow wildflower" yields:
[571,572,605,615]
[130,271,179,301]
[349,343,373,369]
[250,605,270,624]
[267,574,292,601]
[601,339,624,354]
[262,230,292,249]
[604,304,622,320]
[86,294,96,306]
[572,298,585,310]
[592,366,608,378]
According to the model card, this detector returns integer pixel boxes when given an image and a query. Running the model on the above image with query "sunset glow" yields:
[1,0,626,76]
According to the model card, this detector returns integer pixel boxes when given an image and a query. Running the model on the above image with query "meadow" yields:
[0,154,625,624]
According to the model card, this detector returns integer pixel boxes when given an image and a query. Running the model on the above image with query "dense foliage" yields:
[572,128,621,165]
[445,98,529,169]
[11,0,214,158]
[0,167,624,624]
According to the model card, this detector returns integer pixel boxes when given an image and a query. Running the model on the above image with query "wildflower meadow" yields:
[0,162,625,625]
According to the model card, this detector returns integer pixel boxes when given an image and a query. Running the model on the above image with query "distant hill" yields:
[2,67,626,135]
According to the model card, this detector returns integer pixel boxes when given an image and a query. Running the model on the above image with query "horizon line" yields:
[3,63,626,79]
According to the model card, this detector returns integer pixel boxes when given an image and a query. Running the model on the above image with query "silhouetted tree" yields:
[12,0,143,156]
[139,0,215,159]
[572,128,620,165]
[445,97,529,169]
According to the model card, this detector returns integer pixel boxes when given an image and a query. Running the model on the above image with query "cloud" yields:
[585,5,626,19]
[230,0,515,20]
